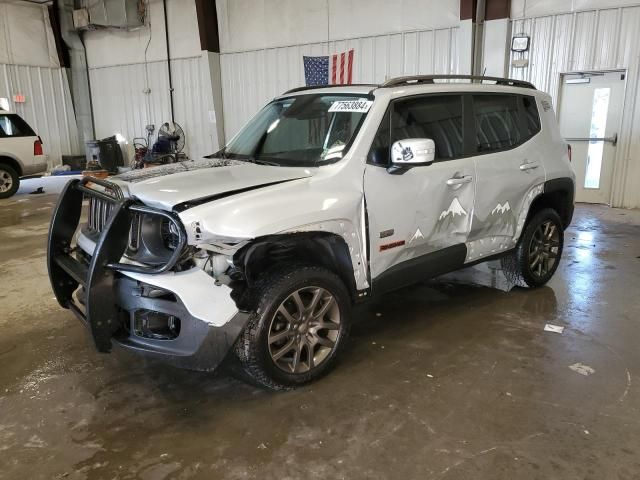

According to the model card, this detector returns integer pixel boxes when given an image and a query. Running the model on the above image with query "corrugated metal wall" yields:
[509,5,640,208]
[89,54,219,162]
[0,64,81,168]
[220,26,460,138]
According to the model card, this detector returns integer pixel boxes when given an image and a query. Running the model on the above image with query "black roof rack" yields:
[380,75,536,90]
[284,83,377,94]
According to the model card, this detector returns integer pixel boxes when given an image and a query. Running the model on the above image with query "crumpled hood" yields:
[115,160,315,211]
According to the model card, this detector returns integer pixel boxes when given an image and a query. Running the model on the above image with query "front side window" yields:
[392,95,463,160]
[367,95,464,165]
[0,114,35,138]
[221,94,372,166]
[473,94,522,152]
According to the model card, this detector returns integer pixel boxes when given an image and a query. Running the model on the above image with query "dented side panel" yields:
[177,160,370,290]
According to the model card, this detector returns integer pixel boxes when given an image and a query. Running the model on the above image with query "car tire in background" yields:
[0,164,19,199]
[234,264,352,390]
[501,208,565,288]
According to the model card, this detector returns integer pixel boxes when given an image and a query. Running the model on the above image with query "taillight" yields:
[567,144,572,162]
[34,137,43,156]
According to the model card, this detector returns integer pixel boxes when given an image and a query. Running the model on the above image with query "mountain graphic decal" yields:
[438,197,467,221]
[428,197,470,245]
[491,201,511,215]
[472,201,517,238]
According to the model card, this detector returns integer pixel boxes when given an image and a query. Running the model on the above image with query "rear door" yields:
[364,94,476,291]
[467,93,546,263]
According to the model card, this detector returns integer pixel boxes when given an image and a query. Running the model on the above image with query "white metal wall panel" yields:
[509,5,640,208]
[89,55,218,162]
[220,27,460,139]
[0,64,81,168]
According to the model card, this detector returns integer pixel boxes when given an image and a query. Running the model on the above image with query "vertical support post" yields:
[459,0,476,75]
[195,0,225,149]
[483,0,512,77]
[460,0,511,77]
[162,0,175,123]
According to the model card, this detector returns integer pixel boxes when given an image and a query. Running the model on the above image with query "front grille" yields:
[87,196,114,233]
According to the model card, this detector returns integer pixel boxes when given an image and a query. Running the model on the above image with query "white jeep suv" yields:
[0,110,46,198]
[47,75,575,389]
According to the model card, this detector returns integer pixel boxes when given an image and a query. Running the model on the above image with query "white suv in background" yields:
[48,75,575,390]
[0,110,45,198]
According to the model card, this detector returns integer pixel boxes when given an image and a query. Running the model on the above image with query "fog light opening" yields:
[133,309,181,340]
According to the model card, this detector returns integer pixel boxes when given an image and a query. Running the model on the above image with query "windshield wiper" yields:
[205,147,227,159]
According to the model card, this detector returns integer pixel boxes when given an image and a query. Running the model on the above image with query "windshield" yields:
[221,94,372,166]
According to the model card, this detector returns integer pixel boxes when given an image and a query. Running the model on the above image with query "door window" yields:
[392,95,463,160]
[368,95,464,165]
[473,95,522,152]
[584,87,611,189]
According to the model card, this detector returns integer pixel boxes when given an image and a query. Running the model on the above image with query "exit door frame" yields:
[556,68,629,206]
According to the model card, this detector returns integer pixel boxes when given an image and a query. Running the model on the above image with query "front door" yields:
[558,71,625,204]
[364,94,476,290]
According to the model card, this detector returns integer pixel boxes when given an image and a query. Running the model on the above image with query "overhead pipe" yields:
[57,0,96,144]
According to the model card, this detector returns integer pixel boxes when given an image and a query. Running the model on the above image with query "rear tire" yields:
[234,264,351,390]
[0,164,19,199]
[501,208,564,288]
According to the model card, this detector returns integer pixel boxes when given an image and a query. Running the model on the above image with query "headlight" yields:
[160,218,180,251]
[125,214,184,265]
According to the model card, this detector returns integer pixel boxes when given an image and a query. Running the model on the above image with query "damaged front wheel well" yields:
[233,232,358,303]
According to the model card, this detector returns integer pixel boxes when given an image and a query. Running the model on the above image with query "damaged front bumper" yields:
[46,177,249,371]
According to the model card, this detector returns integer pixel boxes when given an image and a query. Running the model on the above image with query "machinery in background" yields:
[132,122,187,169]
[85,135,124,175]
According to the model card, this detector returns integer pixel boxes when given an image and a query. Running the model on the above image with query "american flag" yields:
[303,49,354,86]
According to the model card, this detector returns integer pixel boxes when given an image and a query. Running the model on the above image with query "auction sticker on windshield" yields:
[328,99,373,113]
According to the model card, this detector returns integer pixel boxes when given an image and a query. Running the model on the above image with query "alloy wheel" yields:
[528,220,560,278]
[268,286,341,374]
[0,169,13,193]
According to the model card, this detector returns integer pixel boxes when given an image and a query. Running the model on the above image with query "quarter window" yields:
[522,95,541,137]
[0,114,35,138]
[473,95,522,152]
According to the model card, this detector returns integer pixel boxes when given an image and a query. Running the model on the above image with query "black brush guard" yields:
[47,177,187,353]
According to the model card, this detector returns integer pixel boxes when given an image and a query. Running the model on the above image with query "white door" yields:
[468,93,546,262]
[558,71,625,204]
[364,94,476,291]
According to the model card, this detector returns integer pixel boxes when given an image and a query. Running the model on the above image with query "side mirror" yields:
[391,138,435,166]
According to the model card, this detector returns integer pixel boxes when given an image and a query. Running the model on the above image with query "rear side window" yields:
[473,94,522,152]
[0,114,36,138]
[522,95,541,137]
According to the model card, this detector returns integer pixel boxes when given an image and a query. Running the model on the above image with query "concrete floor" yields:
[1,193,640,480]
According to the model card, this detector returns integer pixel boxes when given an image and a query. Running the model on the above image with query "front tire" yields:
[0,164,19,199]
[234,264,351,390]
[501,208,564,288]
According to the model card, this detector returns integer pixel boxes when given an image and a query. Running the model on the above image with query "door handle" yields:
[519,162,540,171]
[446,175,473,186]
[564,133,617,146]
